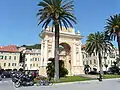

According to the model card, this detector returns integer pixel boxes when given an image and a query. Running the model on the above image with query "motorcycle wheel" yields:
[49,82,53,86]
[14,82,20,88]
[39,81,44,86]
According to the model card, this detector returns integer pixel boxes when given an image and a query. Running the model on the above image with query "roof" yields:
[0,45,20,52]
[81,44,86,48]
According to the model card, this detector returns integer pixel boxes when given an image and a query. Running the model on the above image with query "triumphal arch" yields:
[39,27,84,76]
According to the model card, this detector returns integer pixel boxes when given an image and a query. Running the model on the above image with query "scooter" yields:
[14,74,34,88]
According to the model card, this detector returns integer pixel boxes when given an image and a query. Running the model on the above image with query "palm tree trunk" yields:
[98,52,102,81]
[54,23,59,81]
[117,31,120,59]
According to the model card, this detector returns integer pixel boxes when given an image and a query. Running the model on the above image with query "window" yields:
[36,64,38,67]
[82,55,84,59]
[14,63,16,66]
[9,56,11,60]
[30,64,32,67]
[25,58,27,61]
[38,58,39,61]
[5,56,7,60]
[8,63,10,66]
[33,64,35,67]
[94,59,96,64]
[14,56,16,60]
[90,60,92,64]
[4,63,6,67]
[0,55,3,59]
[35,58,37,61]
[12,63,14,66]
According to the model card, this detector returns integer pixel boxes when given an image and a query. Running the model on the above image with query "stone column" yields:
[79,41,83,66]
[44,39,48,66]
[40,40,44,66]
[71,39,77,75]
[72,40,76,66]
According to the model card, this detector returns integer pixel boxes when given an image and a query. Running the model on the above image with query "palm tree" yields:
[105,14,120,58]
[37,0,77,81]
[86,32,113,81]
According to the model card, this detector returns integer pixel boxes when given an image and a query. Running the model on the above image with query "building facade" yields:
[0,45,20,70]
[24,49,41,70]
[82,45,117,71]
[39,27,84,76]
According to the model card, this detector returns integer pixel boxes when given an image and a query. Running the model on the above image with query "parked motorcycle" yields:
[13,74,34,88]
[39,79,53,86]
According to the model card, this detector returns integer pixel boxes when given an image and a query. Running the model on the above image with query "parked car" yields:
[88,71,98,75]
[1,71,11,78]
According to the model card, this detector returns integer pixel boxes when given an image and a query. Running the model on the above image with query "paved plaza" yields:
[0,78,120,90]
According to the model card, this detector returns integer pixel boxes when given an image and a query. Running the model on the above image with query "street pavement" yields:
[0,78,120,90]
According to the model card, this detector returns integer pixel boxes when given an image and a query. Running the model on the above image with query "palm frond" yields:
[37,0,77,30]
[86,31,114,57]
[104,14,120,41]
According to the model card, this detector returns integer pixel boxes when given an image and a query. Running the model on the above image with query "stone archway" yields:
[59,43,71,75]
[39,27,84,76]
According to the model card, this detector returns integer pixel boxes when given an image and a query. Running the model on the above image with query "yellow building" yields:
[0,45,20,70]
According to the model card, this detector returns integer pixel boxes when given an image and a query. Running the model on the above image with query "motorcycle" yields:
[13,74,34,88]
[39,79,53,86]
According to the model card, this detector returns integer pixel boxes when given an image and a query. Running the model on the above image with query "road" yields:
[0,78,120,90]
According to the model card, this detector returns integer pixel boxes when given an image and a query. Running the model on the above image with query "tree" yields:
[86,32,113,81]
[21,44,41,49]
[46,58,68,80]
[104,14,120,59]
[37,0,76,80]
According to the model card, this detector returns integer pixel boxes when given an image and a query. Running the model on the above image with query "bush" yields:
[46,58,68,78]
[59,67,68,77]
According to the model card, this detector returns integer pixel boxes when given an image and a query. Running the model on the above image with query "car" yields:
[1,71,11,78]
[88,71,99,75]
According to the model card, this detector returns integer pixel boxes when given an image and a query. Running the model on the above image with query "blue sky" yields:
[0,0,120,46]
